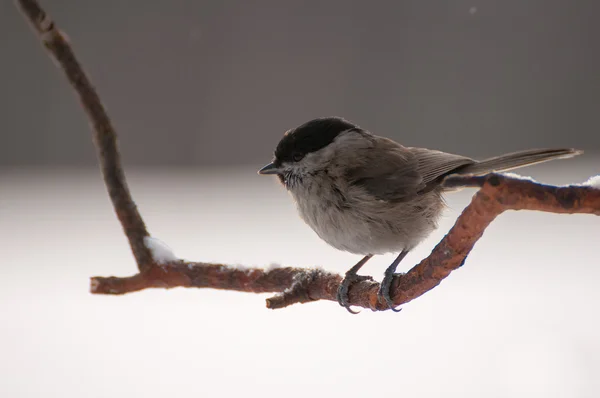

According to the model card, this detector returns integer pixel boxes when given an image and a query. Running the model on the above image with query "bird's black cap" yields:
[273,117,358,165]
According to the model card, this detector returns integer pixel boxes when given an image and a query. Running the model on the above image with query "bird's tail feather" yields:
[457,148,582,175]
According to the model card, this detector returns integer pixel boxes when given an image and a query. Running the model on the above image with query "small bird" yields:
[258,117,581,313]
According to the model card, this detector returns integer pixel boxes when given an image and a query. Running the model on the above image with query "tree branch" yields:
[17,0,153,272]
[17,0,600,312]
[90,174,600,311]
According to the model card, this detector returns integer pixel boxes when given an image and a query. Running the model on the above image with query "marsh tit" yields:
[258,117,580,313]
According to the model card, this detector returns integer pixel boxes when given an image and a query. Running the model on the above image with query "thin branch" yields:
[16,0,153,272]
[17,0,600,312]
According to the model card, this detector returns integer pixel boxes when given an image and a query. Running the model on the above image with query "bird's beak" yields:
[257,162,281,175]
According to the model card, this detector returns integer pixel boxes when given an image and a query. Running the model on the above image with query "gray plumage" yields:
[260,117,581,256]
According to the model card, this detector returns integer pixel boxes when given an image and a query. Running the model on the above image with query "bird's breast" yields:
[290,178,435,255]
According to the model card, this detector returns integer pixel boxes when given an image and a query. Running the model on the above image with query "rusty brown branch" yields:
[89,175,600,311]
[18,0,600,312]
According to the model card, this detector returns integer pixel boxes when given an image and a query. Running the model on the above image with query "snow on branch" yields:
[17,0,600,312]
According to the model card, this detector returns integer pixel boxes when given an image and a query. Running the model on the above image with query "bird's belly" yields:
[293,191,442,255]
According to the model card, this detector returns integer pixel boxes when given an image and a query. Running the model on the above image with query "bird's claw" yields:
[336,273,371,314]
[378,272,403,312]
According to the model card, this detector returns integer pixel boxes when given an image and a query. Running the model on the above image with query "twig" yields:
[17,0,600,312]
[16,0,153,272]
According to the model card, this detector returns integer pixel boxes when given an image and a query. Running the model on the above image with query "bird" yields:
[257,116,581,313]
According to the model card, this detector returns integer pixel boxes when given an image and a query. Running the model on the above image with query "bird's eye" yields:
[292,152,304,162]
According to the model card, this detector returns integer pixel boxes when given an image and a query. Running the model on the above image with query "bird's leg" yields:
[336,254,373,314]
[379,250,409,312]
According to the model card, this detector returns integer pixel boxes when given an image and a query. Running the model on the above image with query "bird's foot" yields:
[378,271,403,312]
[336,272,372,314]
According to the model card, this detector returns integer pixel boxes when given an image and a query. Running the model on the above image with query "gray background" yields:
[2,2,600,397]
[2,0,599,167]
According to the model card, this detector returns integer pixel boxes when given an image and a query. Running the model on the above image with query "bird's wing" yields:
[345,139,476,202]
[345,138,426,202]
[409,147,475,186]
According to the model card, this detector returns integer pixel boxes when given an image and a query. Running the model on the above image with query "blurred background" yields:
[1,0,599,397]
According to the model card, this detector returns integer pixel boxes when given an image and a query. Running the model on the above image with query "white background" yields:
[1,162,598,397]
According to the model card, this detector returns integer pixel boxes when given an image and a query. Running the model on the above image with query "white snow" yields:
[501,172,600,189]
[582,175,600,188]
[228,263,249,271]
[502,172,537,183]
[265,263,283,272]
[143,236,178,264]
